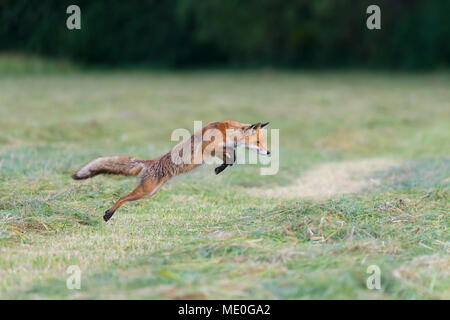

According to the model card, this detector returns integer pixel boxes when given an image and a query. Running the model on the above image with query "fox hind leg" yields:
[103,178,163,222]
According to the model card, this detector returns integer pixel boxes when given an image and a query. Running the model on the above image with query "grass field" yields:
[0,56,449,299]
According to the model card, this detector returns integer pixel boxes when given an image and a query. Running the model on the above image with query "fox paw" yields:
[103,209,114,222]
[215,165,226,175]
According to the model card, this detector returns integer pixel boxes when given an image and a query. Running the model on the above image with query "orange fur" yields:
[72,120,270,221]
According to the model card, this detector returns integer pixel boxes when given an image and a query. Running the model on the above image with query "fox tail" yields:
[72,156,145,180]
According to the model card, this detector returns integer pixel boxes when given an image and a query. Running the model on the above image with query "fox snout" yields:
[246,145,270,155]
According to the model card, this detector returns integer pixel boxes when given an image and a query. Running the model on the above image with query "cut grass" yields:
[0,59,449,299]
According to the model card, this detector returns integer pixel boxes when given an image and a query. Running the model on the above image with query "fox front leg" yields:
[215,148,235,175]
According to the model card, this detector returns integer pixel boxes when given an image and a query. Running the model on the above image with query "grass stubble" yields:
[0,57,449,299]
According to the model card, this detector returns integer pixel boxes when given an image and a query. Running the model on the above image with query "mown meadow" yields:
[0,56,448,298]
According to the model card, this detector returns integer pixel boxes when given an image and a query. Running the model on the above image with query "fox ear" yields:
[261,122,270,128]
[245,122,261,131]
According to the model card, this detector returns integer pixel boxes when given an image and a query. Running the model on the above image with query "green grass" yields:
[0,57,449,299]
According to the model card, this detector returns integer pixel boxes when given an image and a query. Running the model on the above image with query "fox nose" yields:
[267,151,271,155]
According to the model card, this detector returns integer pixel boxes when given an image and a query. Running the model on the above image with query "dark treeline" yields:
[0,0,449,68]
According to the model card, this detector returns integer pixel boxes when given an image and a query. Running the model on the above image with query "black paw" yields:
[215,165,227,175]
[103,209,114,222]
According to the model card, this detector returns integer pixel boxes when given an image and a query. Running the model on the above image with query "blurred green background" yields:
[1,0,449,69]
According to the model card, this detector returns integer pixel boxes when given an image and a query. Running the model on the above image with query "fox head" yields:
[242,122,270,155]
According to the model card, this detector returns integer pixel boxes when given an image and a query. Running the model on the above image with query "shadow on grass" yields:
[370,157,449,191]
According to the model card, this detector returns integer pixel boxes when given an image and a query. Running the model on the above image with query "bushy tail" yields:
[72,156,145,180]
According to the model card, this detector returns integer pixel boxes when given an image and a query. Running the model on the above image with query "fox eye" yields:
[257,140,260,144]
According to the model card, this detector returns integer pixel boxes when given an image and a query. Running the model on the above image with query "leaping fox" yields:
[72,120,270,221]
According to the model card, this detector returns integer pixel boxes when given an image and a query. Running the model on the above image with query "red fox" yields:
[72,120,270,221]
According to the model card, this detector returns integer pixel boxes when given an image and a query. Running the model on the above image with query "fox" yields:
[72,120,270,222]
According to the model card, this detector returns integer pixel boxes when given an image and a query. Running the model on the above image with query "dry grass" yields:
[247,159,398,199]
[0,60,449,299]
